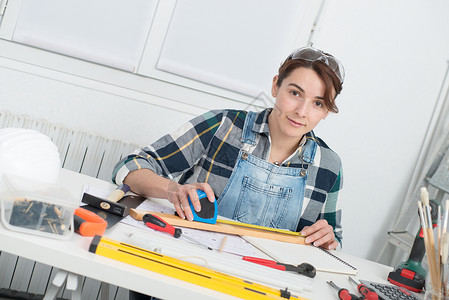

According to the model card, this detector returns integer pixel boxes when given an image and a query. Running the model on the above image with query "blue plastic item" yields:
[188,190,217,224]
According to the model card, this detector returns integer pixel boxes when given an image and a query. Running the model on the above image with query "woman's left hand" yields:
[300,219,338,250]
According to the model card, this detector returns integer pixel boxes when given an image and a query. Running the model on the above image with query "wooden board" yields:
[129,209,306,245]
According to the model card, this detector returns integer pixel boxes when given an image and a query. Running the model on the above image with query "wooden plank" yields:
[27,262,53,295]
[80,277,102,300]
[113,287,128,300]
[10,257,35,292]
[129,209,306,245]
[0,252,18,289]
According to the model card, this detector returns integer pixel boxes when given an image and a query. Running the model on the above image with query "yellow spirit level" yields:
[89,235,308,300]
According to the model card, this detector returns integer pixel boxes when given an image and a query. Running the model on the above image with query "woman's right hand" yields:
[123,169,215,221]
[166,181,216,221]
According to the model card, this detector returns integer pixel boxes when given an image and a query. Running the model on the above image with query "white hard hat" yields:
[0,128,61,184]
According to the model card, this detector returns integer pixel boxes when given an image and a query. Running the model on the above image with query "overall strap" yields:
[240,111,258,146]
[300,136,318,166]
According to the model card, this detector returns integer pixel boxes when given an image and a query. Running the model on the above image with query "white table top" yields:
[0,169,402,300]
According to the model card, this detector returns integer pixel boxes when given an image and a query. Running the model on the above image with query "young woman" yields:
[113,46,345,251]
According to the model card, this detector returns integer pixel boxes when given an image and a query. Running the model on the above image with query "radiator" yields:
[0,110,141,300]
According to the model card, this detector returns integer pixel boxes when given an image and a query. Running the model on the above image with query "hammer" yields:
[82,184,131,217]
[81,184,145,228]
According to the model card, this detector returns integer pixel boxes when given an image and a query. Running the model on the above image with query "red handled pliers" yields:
[242,256,316,278]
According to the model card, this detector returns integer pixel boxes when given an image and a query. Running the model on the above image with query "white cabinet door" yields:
[4,0,158,72]
[0,0,321,106]
[139,0,321,99]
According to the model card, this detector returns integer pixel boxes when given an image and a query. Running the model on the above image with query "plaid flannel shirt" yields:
[113,109,343,245]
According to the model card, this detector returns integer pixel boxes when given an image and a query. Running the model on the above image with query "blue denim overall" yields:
[217,111,317,231]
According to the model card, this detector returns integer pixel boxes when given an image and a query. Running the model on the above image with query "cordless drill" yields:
[387,199,439,292]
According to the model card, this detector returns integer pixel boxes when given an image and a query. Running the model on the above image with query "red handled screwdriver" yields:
[143,213,182,237]
[327,281,360,300]
[142,213,212,250]
[348,277,378,300]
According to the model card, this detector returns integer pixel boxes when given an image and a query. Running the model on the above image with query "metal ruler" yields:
[89,235,308,300]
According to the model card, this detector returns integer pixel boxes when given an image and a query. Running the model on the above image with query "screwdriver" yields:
[348,277,378,300]
[327,281,360,300]
[142,213,213,250]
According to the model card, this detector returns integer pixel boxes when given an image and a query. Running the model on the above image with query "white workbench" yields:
[0,168,407,300]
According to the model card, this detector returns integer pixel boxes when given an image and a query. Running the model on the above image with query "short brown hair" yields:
[277,58,343,113]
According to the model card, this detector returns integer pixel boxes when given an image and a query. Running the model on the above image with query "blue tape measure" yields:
[188,190,217,224]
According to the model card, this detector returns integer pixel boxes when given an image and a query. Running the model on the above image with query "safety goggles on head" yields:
[288,47,345,84]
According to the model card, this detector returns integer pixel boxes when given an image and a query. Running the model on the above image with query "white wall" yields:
[0,65,193,145]
[313,0,449,261]
[1,1,449,262]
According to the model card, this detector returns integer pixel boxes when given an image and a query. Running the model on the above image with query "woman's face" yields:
[269,67,333,141]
